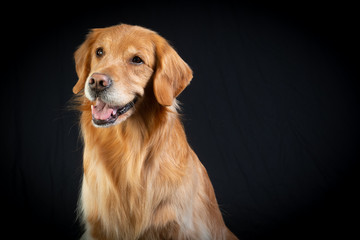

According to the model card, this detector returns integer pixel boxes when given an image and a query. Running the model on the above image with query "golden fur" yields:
[73,24,237,240]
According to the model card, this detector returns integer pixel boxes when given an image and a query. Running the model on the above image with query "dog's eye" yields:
[96,47,104,57]
[131,56,143,64]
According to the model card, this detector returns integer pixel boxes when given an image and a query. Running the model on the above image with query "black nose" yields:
[89,73,112,92]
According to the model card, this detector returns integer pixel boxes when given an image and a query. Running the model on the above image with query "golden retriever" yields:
[72,24,238,240]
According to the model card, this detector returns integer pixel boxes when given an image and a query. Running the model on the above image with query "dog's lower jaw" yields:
[91,97,138,128]
[91,108,135,128]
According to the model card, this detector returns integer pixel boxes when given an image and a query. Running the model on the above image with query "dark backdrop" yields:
[2,1,359,239]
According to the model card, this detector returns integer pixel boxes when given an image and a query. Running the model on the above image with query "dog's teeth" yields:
[112,109,117,116]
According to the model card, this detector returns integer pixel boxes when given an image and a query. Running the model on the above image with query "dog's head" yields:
[73,24,192,127]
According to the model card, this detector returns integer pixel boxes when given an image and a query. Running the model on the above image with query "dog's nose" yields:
[89,73,112,92]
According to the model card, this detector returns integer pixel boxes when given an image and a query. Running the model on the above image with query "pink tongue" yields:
[91,99,115,120]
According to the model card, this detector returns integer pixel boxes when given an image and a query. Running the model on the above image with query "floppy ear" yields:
[152,36,193,106]
[73,31,97,94]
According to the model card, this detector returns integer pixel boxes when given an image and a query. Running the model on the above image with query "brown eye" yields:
[96,47,104,57]
[131,56,143,64]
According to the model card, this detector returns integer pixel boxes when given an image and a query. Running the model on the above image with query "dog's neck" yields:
[80,94,188,180]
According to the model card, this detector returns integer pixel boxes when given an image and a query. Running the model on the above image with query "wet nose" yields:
[88,73,112,92]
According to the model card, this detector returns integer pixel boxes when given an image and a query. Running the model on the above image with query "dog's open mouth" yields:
[91,97,137,126]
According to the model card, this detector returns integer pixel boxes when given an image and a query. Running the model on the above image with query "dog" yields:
[72,24,238,240]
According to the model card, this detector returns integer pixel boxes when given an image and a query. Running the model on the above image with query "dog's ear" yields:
[152,35,193,106]
[73,30,98,94]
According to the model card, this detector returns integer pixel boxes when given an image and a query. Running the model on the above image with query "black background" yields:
[2,1,359,239]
